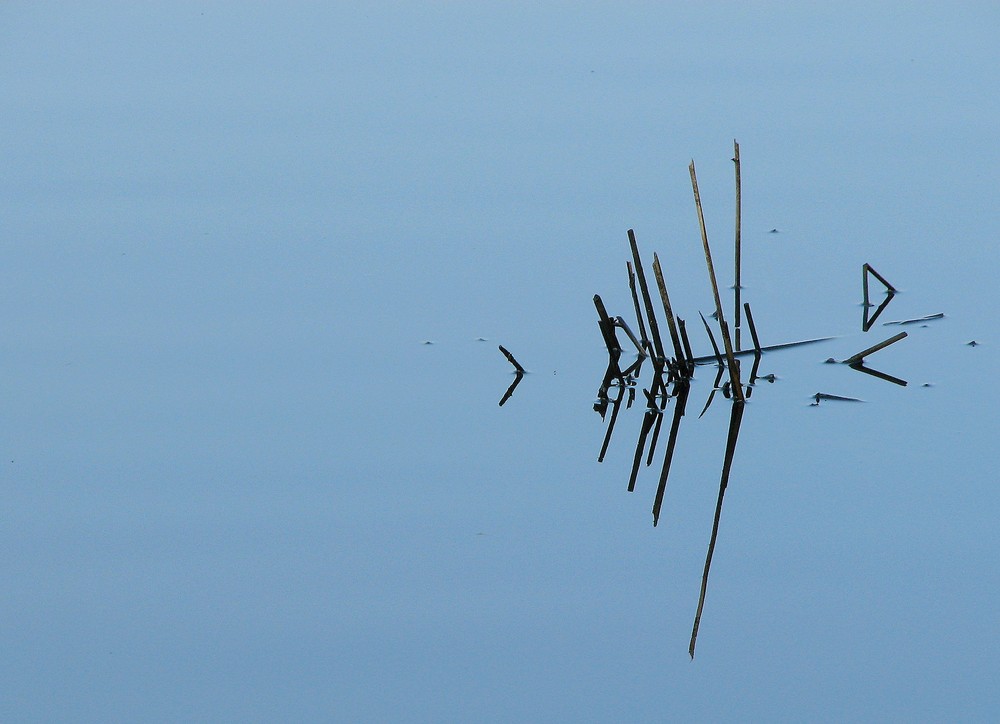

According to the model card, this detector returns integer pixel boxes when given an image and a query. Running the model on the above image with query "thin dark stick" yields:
[843,331,907,366]
[690,400,745,659]
[597,383,625,463]
[594,295,620,353]
[652,380,690,527]
[498,345,525,373]
[733,140,742,352]
[747,350,762,388]
[849,362,908,387]
[883,312,944,326]
[499,371,524,406]
[699,312,723,363]
[690,161,744,401]
[652,253,686,365]
[628,229,668,363]
[628,408,659,492]
[678,318,695,375]
[743,303,762,354]
[698,366,725,419]
[689,334,836,364]
[627,261,651,353]
[742,303,763,388]
[645,397,667,466]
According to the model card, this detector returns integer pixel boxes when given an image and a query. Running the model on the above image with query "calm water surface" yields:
[2,3,999,720]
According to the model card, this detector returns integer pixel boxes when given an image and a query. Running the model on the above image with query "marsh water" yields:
[2,4,1000,720]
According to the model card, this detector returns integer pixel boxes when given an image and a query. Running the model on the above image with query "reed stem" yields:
[690,161,744,401]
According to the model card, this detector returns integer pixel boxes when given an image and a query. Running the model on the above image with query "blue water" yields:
[2,3,999,720]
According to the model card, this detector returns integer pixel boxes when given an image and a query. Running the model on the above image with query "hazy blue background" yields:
[2,3,998,721]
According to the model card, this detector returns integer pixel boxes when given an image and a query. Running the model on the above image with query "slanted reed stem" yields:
[690,161,744,401]
[843,331,907,366]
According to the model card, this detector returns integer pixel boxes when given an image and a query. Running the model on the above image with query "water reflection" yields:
[586,230,927,657]
[498,151,944,657]
[498,345,525,407]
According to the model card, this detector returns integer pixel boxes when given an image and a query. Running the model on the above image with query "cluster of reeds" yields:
[496,143,925,654]
[592,142,762,658]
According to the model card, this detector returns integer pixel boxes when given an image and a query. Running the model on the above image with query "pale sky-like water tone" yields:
[2,3,999,721]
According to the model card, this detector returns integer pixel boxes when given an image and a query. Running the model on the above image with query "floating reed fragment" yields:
[883,312,945,326]
[843,331,907,366]
[813,392,863,403]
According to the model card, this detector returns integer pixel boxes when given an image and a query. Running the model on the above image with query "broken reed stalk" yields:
[614,316,646,357]
[593,295,624,382]
[498,344,525,373]
[652,253,687,366]
[678,319,695,373]
[743,302,762,355]
[689,399,745,658]
[733,140,742,352]
[742,303,762,388]
[628,229,668,364]
[699,311,723,363]
[689,161,744,402]
[843,331,907,366]
[627,261,651,353]
[862,264,871,308]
